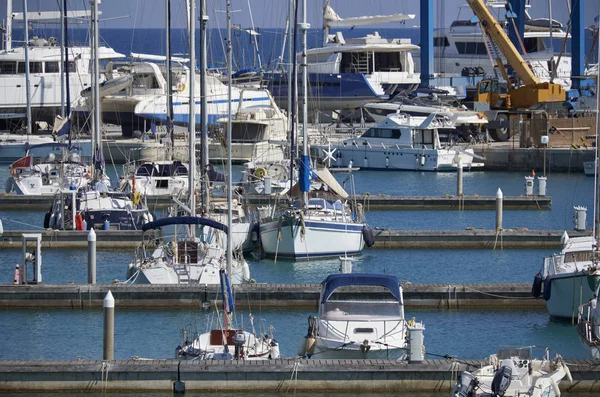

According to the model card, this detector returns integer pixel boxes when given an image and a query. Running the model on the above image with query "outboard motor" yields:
[233,331,246,360]
[491,366,512,397]
[454,371,478,397]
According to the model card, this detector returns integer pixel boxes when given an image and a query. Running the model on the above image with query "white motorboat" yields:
[452,346,572,397]
[413,1,572,89]
[306,4,420,99]
[576,291,600,358]
[321,113,484,171]
[211,88,287,164]
[5,144,93,195]
[297,273,420,359]
[533,232,600,321]
[176,269,279,360]
[0,8,125,125]
[363,90,488,141]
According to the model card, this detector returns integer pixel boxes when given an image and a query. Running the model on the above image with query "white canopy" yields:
[324,5,414,28]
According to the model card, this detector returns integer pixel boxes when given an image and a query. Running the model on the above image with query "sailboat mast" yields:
[226,0,233,277]
[200,0,209,209]
[5,0,12,51]
[595,32,600,243]
[165,0,174,157]
[63,0,72,148]
[92,0,101,177]
[188,0,196,219]
[301,0,309,206]
[23,0,31,137]
[289,0,299,189]
[60,1,65,118]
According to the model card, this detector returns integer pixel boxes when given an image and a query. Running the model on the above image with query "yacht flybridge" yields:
[413,0,572,89]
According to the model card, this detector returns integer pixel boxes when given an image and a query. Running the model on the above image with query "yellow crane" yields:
[466,0,566,141]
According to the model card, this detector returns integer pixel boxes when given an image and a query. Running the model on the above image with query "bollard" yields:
[574,206,587,231]
[456,160,463,196]
[103,290,115,360]
[88,228,96,284]
[537,176,547,196]
[496,188,503,231]
[524,176,534,196]
[408,321,425,364]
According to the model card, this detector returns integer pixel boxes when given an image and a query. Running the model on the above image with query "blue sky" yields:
[1,0,598,30]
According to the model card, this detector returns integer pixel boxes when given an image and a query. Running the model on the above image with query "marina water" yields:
[0,165,594,361]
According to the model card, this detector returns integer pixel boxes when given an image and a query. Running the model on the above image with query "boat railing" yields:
[577,299,600,347]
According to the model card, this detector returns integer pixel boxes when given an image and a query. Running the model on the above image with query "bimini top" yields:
[320,273,401,303]
[141,216,228,234]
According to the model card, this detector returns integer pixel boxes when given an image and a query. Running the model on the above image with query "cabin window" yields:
[374,52,402,72]
[362,128,401,139]
[455,42,488,55]
[0,61,17,74]
[478,81,491,94]
[434,37,450,47]
[413,129,435,146]
[523,37,543,53]
[17,62,43,73]
[45,62,60,73]
[354,328,374,334]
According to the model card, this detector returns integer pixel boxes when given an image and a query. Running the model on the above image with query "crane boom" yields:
[466,0,540,86]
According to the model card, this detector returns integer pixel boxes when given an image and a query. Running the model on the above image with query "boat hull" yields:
[312,341,406,360]
[260,217,364,259]
[546,272,600,320]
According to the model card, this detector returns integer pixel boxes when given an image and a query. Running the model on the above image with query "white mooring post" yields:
[537,176,547,196]
[496,188,503,231]
[103,290,115,360]
[524,176,535,196]
[408,321,425,364]
[574,206,587,231]
[88,228,96,284]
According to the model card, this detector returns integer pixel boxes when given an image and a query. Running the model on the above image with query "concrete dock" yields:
[0,358,597,393]
[0,283,543,309]
[0,229,588,250]
[0,193,551,210]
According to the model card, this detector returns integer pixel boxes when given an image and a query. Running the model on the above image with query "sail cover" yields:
[324,5,415,28]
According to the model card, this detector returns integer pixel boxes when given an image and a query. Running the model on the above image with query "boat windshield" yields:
[322,299,402,321]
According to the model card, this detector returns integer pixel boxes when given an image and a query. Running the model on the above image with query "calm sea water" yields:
[0,164,596,361]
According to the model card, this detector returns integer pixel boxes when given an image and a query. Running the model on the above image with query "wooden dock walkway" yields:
[0,358,597,393]
[0,229,588,250]
[0,193,551,210]
[0,283,543,309]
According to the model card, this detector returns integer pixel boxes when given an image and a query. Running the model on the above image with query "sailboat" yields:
[125,0,252,285]
[258,0,369,260]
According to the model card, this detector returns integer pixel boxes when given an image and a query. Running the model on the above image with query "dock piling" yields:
[457,160,463,197]
[103,290,114,360]
[496,189,503,231]
[88,228,96,284]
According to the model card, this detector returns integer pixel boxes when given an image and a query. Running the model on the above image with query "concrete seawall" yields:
[0,283,543,309]
[0,359,597,393]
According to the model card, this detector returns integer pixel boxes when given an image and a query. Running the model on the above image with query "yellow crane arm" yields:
[466,0,540,86]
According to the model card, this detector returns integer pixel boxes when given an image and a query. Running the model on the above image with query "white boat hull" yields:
[209,141,286,164]
[260,218,364,259]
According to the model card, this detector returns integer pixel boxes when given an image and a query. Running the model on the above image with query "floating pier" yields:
[0,193,551,211]
[0,229,587,250]
[0,358,597,393]
[0,283,543,309]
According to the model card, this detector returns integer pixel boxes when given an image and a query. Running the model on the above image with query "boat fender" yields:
[491,366,512,397]
[362,225,375,247]
[75,213,83,230]
[242,261,251,281]
[48,212,56,229]
[531,272,543,298]
[43,211,51,229]
[270,341,280,359]
[254,167,267,178]
[5,177,13,193]
[543,276,552,301]
[550,376,561,397]
[385,156,389,168]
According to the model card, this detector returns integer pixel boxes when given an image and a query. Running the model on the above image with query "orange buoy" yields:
[531,169,536,177]
[75,213,84,230]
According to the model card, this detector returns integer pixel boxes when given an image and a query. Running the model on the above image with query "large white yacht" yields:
[321,113,484,171]
[413,1,572,89]
[0,10,125,125]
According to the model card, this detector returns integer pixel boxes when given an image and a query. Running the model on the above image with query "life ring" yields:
[254,167,267,178]
[177,83,186,93]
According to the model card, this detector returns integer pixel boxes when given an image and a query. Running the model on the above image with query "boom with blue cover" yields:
[141,216,228,234]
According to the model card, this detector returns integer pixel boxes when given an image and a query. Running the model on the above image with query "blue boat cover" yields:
[321,273,401,303]
[141,216,228,234]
